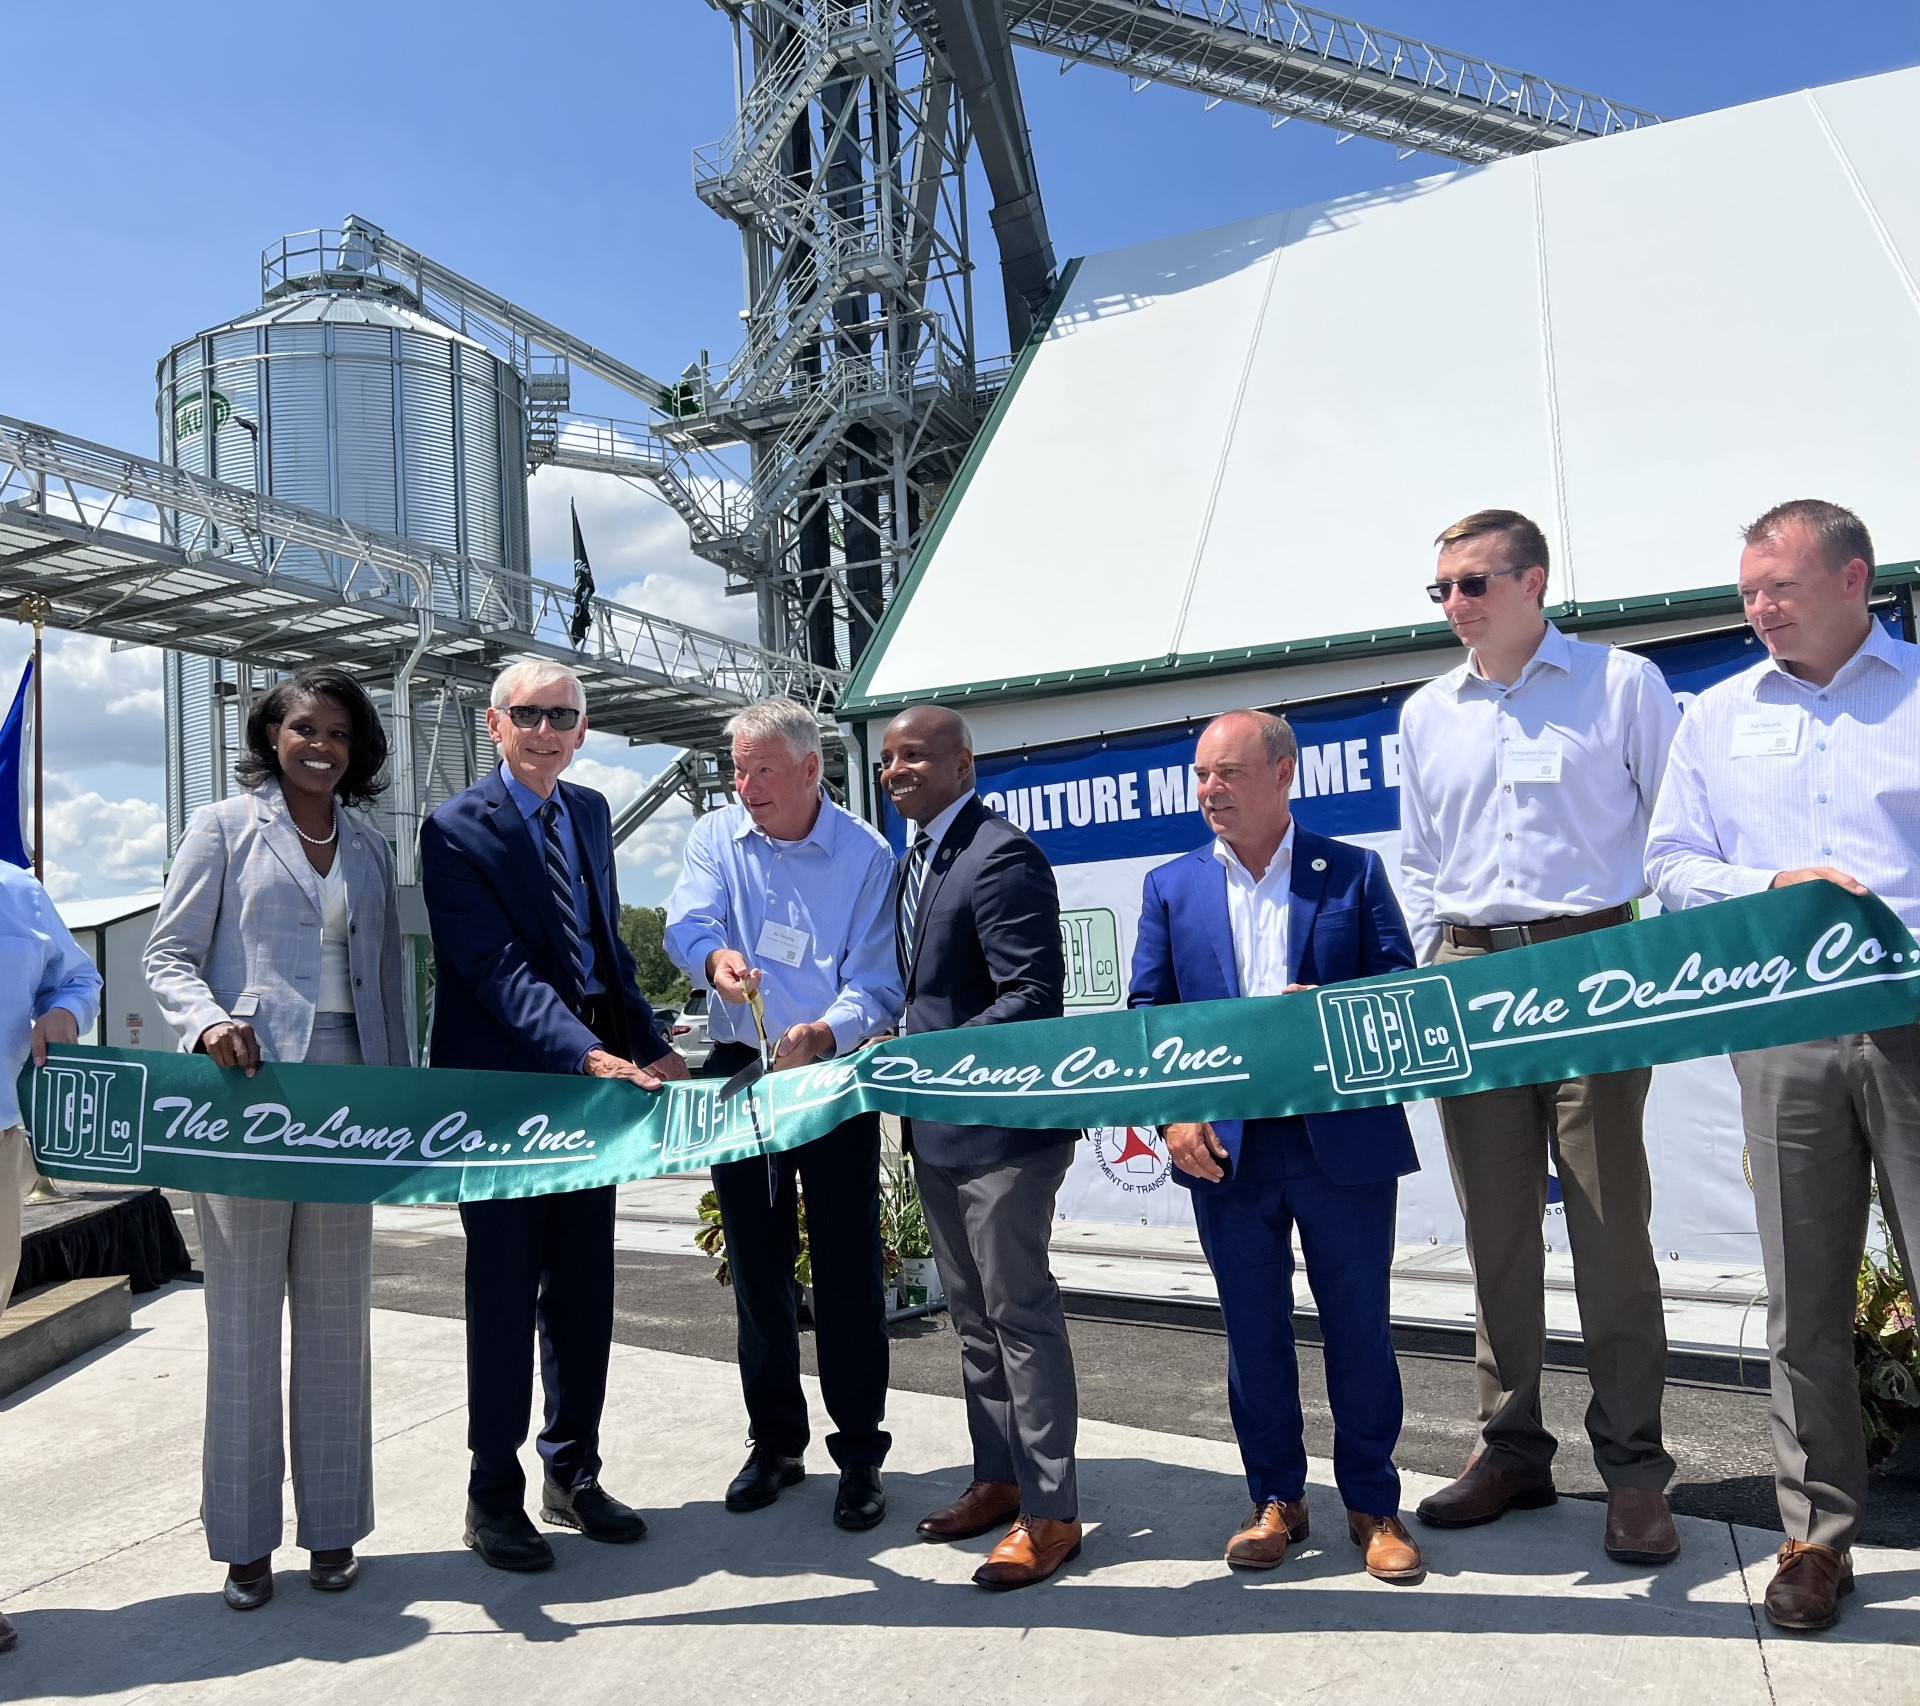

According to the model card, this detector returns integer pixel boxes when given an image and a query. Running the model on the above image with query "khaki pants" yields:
[1435,940,1673,1489]
[1733,1025,1920,1552]
[0,1126,30,1324]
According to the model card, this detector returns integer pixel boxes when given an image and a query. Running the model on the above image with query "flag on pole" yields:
[0,658,32,870]
[569,500,596,649]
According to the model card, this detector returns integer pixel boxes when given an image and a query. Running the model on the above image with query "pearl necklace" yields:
[291,813,339,848]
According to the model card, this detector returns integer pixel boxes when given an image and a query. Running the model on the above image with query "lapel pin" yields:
[1312,858,1327,872]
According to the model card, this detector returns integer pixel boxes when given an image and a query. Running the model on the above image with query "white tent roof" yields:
[847,65,1920,710]
[58,892,163,931]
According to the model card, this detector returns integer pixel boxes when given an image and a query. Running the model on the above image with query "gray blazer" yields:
[145,779,414,1068]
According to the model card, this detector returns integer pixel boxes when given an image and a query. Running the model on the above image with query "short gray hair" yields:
[1206,708,1296,764]
[727,696,822,764]
[492,659,586,713]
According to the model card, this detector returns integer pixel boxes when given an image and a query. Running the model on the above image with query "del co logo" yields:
[1317,978,1472,1095]
[32,1058,147,1175]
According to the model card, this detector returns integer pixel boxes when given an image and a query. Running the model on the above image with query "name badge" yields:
[1500,740,1564,784]
[755,920,809,968]
[1729,708,1803,758]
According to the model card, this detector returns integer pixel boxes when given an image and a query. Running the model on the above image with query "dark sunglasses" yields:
[504,704,583,731]
[1426,565,1534,605]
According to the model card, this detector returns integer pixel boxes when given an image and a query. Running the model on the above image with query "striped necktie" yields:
[540,798,587,996]
[898,832,933,970]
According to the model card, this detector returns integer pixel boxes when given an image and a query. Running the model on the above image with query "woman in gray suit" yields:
[146,667,411,1610]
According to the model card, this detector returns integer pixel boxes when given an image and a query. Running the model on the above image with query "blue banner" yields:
[0,659,31,870]
[879,616,1904,865]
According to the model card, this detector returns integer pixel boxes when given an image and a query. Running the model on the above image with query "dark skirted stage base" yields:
[14,1187,194,1301]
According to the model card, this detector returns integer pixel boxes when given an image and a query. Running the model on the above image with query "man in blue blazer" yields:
[422,660,684,1573]
[1128,709,1425,1585]
[881,704,1083,1590]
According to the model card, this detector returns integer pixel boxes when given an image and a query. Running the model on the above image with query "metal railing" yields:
[998,0,1661,163]
[0,415,841,719]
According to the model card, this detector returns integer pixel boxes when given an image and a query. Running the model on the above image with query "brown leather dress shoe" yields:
[1764,1539,1854,1632]
[1415,1457,1557,1528]
[1604,1487,1680,1565]
[1224,1499,1310,1569]
[972,1515,1083,1590]
[918,1480,1022,1542]
[1348,1512,1426,1584]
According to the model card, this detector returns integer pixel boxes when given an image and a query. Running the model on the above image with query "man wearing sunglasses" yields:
[1396,509,1683,1566]
[422,659,687,1574]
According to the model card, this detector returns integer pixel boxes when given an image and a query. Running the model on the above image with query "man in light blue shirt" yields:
[665,696,902,1532]
[1,859,102,1657]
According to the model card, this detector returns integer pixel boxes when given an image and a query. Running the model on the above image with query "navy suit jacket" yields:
[898,795,1077,1168]
[1127,823,1419,1190]
[422,765,671,1075]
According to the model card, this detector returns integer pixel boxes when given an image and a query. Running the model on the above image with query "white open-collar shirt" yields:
[1647,619,1920,934]
[1397,623,1682,962]
[1214,822,1295,997]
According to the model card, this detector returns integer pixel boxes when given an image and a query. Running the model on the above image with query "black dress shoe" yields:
[834,1465,886,1532]
[725,1452,806,1512]
[307,1548,359,1592]
[464,1503,556,1573]
[222,1562,274,1611]
[542,1478,648,1544]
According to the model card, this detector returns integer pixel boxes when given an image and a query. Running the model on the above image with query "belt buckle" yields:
[1487,924,1527,952]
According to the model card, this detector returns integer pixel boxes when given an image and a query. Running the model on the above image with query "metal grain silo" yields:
[159,230,531,849]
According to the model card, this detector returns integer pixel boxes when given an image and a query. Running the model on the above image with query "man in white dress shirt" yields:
[1647,498,1920,1633]
[1398,509,1683,1565]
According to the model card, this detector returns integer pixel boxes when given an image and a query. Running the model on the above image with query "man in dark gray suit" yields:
[879,705,1082,1590]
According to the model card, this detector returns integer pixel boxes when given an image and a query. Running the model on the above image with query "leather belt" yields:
[1442,903,1634,952]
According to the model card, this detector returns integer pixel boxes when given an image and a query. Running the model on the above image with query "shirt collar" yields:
[914,790,975,854]
[1451,621,1571,697]
[1212,821,1295,884]
[500,764,559,822]
[733,790,834,852]
[1760,617,1910,691]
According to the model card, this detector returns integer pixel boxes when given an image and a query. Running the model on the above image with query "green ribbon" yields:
[23,884,1920,1206]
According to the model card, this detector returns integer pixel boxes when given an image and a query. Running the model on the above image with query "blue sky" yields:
[6,1,1920,900]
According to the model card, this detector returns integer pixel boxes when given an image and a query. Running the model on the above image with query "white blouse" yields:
[317,855,355,1013]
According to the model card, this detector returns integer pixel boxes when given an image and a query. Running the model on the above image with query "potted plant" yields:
[884,1157,942,1310]
[1858,1239,1920,1467]
[695,1187,903,1320]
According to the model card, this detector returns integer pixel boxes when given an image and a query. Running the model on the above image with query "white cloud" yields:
[0,629,165,775]
[526,462,757,644]
[37,779,167,901]
[568,741,696,907]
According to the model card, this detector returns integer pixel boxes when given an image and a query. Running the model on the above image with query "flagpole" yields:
[14,594,60,1203]
[28,595,45,883]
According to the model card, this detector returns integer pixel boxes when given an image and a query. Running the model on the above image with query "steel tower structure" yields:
[671,0,1658,675]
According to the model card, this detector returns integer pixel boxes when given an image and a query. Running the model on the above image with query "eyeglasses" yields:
[504,704,583,731]
[1425,566,1534,605]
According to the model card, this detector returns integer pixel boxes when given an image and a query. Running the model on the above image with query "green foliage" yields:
[1859,1239,1920,1465]
[883,1156,932,1260]
[619,905,691,1009]
[693,1170,919,1293]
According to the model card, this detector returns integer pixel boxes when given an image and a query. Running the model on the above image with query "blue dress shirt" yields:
[502,765,603,995]
[664,795,904,1055]
[1,863,103,1130]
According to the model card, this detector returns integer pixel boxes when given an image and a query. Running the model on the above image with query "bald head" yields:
[880,704,976,827]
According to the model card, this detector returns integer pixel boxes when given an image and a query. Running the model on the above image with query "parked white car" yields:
[668,987,711,1069]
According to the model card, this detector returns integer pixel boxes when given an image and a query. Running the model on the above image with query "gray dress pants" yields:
[1435,939,1673,1490]
[1733,1023,1920,1551]
[917,1142,1080,1521]
[196,1013,374,1563]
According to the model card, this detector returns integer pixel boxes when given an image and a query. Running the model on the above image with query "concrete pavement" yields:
[2,1284,1916,1705]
